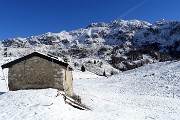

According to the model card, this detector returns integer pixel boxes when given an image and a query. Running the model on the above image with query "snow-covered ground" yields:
[0,60,180,120]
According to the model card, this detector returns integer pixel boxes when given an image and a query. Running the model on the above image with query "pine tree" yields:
[74,62,77,67]
[103,70,106,77]
[110,71,114,75]
[81,65,85,72]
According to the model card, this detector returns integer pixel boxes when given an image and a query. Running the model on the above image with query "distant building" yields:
[1,52,73,96]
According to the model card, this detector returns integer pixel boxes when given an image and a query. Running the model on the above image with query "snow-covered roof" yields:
[1,52,71,69]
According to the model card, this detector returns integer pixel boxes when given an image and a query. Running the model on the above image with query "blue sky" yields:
[0,0,180,40]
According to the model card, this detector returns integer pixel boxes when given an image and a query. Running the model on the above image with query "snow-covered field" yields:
[0,60,180,120]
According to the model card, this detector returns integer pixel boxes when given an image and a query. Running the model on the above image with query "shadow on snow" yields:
[0,92,6,95]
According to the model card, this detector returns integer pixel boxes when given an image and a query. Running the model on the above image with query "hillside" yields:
[0,19,180,74]
[0,61,180,120]
[74,61,180,120]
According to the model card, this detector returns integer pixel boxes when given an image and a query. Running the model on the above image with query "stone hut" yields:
[1,52,73,96]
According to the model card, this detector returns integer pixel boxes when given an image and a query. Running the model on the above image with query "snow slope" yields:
[0,61,180,120]
[73,61,180,120]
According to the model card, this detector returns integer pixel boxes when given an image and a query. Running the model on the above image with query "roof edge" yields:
[1,52,71,69]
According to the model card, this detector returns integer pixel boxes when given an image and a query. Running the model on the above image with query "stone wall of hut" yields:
[8,56,73,96]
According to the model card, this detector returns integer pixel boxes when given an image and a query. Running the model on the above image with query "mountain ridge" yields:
[0,19,179,74]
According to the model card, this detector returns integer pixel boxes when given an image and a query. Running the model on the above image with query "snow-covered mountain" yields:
[0,19,180,72]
